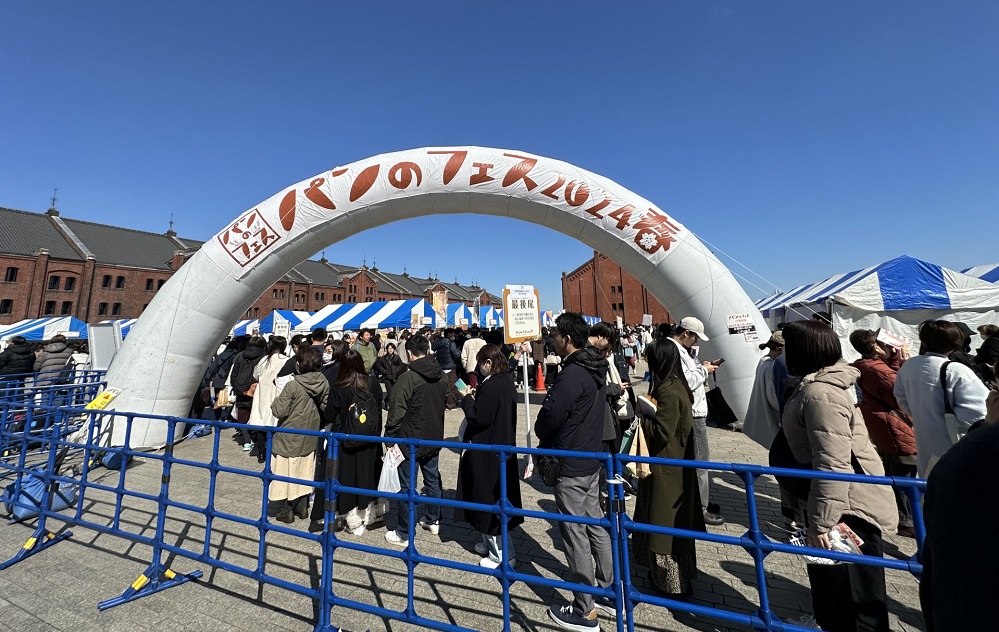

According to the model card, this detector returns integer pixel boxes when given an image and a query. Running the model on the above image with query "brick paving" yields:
[0,357,924,631]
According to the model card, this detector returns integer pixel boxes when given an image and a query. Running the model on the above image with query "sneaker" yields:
[349,525,366,537]
[384,530,409,547]
[593,595,616,616]
[474,541,488,556]
[703,510,725,526]
[419,519,440,535]
[479,556,515,569]
[242,442,253,452]
[547,604,599,631]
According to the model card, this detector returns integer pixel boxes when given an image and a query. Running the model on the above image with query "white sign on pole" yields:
[503,285,541,344]
[616,316,624,331]
[642,313,653,326]
[274,320,291,339]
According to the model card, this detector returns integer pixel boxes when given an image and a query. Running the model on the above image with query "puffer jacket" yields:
[385,355,450,460]
[782,361,898,535]
[852,357,917,456]
[0,343,36,376]
[33,342,74,386]
[270,371,329,458]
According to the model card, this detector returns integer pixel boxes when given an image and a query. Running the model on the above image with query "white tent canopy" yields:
[756,255,999,361]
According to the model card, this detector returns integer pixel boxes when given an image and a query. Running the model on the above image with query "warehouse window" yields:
[112,303,122,316]
[44,301,56,315]
[4,267,17,283]
[48,275,60,290]
[0,299,12,314]
[61,301,72,315]
[98,303,109,316]
[65,277,76,291]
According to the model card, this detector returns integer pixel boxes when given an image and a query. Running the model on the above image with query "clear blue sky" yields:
[3,2,997,313]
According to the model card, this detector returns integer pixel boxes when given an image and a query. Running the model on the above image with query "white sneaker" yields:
[474,541,488,556]
[349,526,365,537]
[242,443,253,452]
[384,530,409,546]
[419,519,440,535]
[479,556,515,569]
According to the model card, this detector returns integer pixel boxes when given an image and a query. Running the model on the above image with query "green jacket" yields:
[270,371,329,458]
[354,340,377,373]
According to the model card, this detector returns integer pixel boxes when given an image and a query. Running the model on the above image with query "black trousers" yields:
[807,515,889,632]
[882,455,918,528]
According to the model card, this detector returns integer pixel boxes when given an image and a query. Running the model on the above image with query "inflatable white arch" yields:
[105,147,771,447]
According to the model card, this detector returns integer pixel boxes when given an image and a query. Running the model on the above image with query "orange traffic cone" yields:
[535,362,546,391]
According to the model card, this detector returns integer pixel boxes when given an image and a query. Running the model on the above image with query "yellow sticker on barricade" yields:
[85,387,122,410]
[131,574,149,591]
[164,569,176,580]
[23,537,37,550]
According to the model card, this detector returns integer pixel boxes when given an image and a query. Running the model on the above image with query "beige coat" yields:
[782,361,898,535]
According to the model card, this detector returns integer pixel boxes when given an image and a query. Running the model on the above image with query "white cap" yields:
[679,316,710,341]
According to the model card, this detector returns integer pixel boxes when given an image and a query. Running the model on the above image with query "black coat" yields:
[432,337,461,371]
[534,347,607,479]
[325,385,383,513]
[230,347,265,409]
[373,354,405,383]
[385,356,452,461]
[0,343,36,376]
[203,346,239,390]
[455,373,524,535]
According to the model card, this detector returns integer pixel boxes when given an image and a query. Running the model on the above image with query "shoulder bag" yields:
[536,416,587,487]
[940,361,973,445]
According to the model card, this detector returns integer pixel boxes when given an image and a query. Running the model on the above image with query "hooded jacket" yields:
[534,346,608,479]
[353,339,377,373]
[270,371,329,458]
[782,361,898,535]
[0,342,36,376]
[386,355,450,460]
[851,356,916,456]
[432,337,461,372]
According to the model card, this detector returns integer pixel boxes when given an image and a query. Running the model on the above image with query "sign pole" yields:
[503,284,541,480]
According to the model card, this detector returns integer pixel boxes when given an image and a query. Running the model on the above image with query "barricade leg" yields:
[0,403,74,570]
[736,466,779,631]
[97,419,203,610]
[316,432,340,632]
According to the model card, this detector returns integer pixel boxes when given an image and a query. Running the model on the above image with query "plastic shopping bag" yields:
[377,444,404,493]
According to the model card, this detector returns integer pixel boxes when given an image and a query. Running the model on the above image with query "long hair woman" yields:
[454,344,524,568]
[268,346,329,524]
[632,338,705,597]
[247,336,289,463]
[782,320,897,632]
[317,349,384,536]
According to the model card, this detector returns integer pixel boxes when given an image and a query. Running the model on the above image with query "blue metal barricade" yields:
[0,392,926,632]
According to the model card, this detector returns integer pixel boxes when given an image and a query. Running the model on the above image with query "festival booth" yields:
[257,310,313,334]
[446,303,474,327]
[478,306,501,328]
[230,319,259,336]
[100,319,139,338]
[0,317,89,342]
[297,299,436,332]
[755,255,999,362]
[963,263,999,284]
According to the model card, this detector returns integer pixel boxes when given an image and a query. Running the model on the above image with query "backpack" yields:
[341,389,382,449]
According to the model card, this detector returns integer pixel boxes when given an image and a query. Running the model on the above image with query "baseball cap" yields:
[759,331,784,349]
[679,316,710,341]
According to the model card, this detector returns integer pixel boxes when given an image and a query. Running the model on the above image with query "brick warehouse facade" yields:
[0,205,500,327]
[561,251,672,326]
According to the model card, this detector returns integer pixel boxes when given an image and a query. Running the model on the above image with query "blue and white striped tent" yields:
[756,255,999,361]
[446,303,474,327]
[258,310,313,334]
[100,318,139,337]
[962,263,999,284]
[297,300,437,332]
[0,316,89,342]
[478,306,501,328]
[583,315,600,326]
[231,319,259,336]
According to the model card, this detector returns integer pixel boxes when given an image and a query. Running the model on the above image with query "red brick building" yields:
[561,251,672,326]
[0,205,499,327]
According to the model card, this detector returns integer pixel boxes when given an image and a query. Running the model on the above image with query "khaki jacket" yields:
[782,361,898,534]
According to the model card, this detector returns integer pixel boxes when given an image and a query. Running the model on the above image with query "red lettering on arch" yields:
[428,150,467,185]
[279,189,297,230]
[470,163,495,185]
[633,210,682,254]
[349,165,381,202]
[501,153,539,191]
[540,175,566,200]
[388,162,423,189]
[607,204,635,230]
[564,181,590,207]
[583,197,611,219]
[304,177,336,211]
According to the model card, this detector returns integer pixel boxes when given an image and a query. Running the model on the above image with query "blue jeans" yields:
[394,453,442,537]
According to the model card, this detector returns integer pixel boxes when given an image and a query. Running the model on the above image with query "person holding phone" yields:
[454,343,524,568]
[669,317,725,526]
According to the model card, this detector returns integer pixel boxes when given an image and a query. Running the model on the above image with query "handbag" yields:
[245,382,258,397]
[625,421,652,479]
[940,361,972,445]
[214,388,231,408]
[545,354,560,366]
[607,360,634,420]
[705,375,739,427]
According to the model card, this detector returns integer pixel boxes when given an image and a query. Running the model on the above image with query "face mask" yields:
[322,352,333,363]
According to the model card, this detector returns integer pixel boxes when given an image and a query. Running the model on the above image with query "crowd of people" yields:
[7,308,994,631]
[742,313,999,632]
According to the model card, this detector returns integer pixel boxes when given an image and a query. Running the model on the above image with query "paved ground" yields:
[0,358,924,632]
